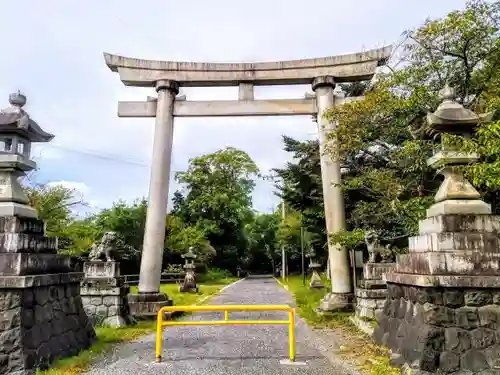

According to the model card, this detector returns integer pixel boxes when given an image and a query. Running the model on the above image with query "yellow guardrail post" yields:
[155,309,164,362]
[288,308,295,361]
[155,304,296,363]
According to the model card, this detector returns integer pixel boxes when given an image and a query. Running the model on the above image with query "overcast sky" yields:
[1,0,467,215]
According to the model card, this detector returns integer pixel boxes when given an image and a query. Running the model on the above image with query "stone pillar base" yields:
[179,285,199,293]
[127,292,172,319]
[0,273,96,374]
[318,292,354,312]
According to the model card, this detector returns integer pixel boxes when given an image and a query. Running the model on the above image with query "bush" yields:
[197,267,233,282]
[163,264,184,274]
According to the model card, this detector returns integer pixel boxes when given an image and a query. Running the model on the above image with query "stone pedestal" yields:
[127,292,172,319]
[0,216,95,374]
[180,263,198,293]
[355,262,394,319]
[81,261,134,327]
[373,215,500,374]
[318,291,355,312]
[309,261,325,289]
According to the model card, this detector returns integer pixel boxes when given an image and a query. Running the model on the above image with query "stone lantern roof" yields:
[426,84,493,134]
[182,247,197,260]
[0,92,54,142]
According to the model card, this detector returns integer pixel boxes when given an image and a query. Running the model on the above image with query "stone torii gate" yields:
[104,46,392,316]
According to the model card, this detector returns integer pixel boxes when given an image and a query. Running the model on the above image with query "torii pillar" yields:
[313,77,353,312]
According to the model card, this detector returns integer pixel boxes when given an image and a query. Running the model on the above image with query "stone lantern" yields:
[0,92,54,218]
[0,92,95,374]
[372,85,500,375]
[180,247,198,293]
[306,251,324,289]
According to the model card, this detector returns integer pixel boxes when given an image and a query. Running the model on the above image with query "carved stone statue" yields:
[382,244,395,263]
[365,230,381,263]
[89,231,118,262]
[364,230,395,263]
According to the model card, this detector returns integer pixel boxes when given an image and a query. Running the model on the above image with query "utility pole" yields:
[281,199,286,281]
[301,224,305,286]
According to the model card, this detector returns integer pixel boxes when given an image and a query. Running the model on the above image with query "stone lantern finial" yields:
[439,83,455,101]
[8,91,26,108]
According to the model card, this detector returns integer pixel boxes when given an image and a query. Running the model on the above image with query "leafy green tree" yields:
[273,136,326,254]
[93,199,148,251]
[173,147,259,272]
[244,212,281,273]
[25,183,85,237]
[321,0,500,248]
[164,215,216,266]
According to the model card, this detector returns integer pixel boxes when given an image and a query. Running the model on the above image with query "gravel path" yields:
[84,277,358,375]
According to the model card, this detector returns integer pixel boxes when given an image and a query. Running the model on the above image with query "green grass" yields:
[282,275,354,329]
[280,275,398,375]
[38,278,237,375]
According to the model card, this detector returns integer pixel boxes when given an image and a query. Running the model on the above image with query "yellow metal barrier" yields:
[156,304,296,362]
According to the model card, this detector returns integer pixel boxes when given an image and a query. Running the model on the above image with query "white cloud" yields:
[0,0,468,213]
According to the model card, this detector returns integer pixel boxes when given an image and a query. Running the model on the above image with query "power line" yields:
[35,144,150,167]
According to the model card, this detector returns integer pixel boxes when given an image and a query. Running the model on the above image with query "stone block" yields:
[426,199,492,217]
[0,253,72,275]
[395,252,500,276]
[358,279,387,289]
[409,232,500,253]
[127,292,172,318]
[355,288,387,299]
[83,262,120,278]
[363,263,395,280]
[385,272,500,289]
[419,215,500,235]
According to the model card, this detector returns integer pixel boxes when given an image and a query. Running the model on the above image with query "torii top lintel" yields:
[103,45,392,88]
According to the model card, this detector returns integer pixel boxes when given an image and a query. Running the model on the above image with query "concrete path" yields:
[85,277,356,375]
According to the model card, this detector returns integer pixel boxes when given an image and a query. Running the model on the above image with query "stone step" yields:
[363,263,395,280]
[419,214,500,234]
[355,288,387,299]
[395,251,500,275]
[358,279,387,289]
[356,297,386,309]
[409,231,500,253]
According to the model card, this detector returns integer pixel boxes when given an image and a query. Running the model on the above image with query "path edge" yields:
[273,276,362,375]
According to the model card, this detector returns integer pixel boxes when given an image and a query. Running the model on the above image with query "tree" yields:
[321,0,500,248]
[164,215,216,267]
[244,212,281,273]
[173,147,259,272]
[25,183,86,237]
[273,136,326,255]
[276,211,313,271]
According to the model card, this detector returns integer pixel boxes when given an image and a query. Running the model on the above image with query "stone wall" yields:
[0,277,95,374]
[81,286,132,327]
[374,283,500,374]
[356,289,387,319]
